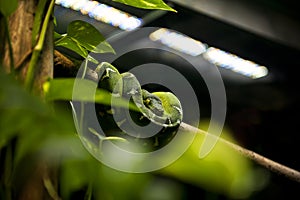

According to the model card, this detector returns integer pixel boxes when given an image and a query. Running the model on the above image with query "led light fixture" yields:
[149,28,207,56]
[55,0,143,31]
[203,47,268,79]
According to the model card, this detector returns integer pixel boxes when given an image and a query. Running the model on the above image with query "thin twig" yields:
[179,122,300,183]
[54,50,75,69]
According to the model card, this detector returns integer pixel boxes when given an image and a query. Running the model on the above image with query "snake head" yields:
[142,89,164,117]
[152,92,183,126]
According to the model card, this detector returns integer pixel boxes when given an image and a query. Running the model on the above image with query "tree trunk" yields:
[3,0,35,75]
[2,0,53,93]
[1,0,55,199]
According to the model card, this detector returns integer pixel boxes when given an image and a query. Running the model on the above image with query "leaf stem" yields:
[81,59,88,79]
[84,181,93,200]
[43,175,61,200]
[180,122,300,183]
[25,0,55,91]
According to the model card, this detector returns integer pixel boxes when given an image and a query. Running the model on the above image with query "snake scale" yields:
[93,62,183,152]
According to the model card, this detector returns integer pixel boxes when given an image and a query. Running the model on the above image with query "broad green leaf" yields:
[55,36,88,59]
[0,76,47,113]
[159,122,266,198]
[0,70,76,163]
[43,78,139,112]
[0,0,18,16]
[43,78,104,102]
[67,20,115,54]
[60,159,90,199]
[113,0,176,12]
[54,35,98,63]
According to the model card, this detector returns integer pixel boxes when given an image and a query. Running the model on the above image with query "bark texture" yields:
[3,0,35,74]
[1,1,55,199]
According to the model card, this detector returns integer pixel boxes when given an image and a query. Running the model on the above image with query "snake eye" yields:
[144,98,151,106]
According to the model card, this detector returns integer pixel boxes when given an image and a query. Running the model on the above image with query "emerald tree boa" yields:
[94,62,183,152]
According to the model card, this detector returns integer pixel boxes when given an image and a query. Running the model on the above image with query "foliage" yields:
[55,20,115,63]
[0,70,151,200]
[0,0,266,199]
[0,69,262,199]
[159,122,269,198]
[0,0,18,17]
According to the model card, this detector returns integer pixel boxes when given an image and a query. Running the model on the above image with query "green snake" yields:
[93,62,183,151]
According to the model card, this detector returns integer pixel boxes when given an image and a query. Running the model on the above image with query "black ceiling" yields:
[244,0,300,20]
[146,3,300,82]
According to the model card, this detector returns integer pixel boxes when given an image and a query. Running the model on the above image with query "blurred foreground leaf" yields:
[0,0,18,17]
[158,121,269,199]
[0,71,78,164]
[0,71,268,199]
[59,158,153,200]
[43,78,139,111]
[43,78,107,102]
[0,71,151,199]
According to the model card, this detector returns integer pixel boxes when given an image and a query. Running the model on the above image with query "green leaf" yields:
[54,21,114,61]
[60,159,94,199]
[43,78,114,106]
[0,70,76,164]
[43,78,104,102]
[55,36,89,59]
[159,122,264,198]
[43,78,139,111]
[113,0,176,12]
[67,20,115,54]
[0,0,18,16]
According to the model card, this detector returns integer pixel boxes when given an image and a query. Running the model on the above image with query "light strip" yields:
[149,28,207,56]
[203,47,268,79]
[55,0,143,31]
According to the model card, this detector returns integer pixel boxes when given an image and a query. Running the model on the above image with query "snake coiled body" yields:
[94,62,183,151]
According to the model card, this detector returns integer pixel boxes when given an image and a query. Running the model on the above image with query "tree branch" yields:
[180,122,300,183]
